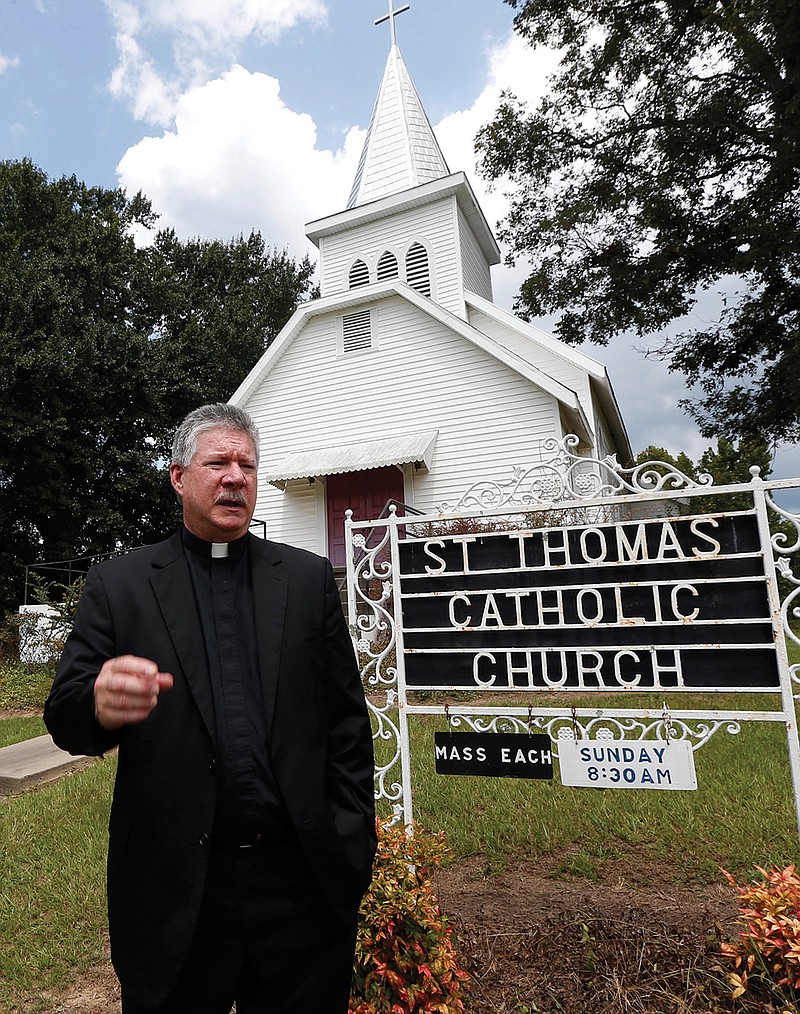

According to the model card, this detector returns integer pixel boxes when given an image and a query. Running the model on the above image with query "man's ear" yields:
[169,463,184,498]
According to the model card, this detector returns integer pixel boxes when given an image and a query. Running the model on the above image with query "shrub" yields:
[721,864,800,1008]
[0,615,21,666]
[350,820,469,1013]
[0,660,55,711]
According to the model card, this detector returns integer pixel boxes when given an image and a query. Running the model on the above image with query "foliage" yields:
[11,575,86,665]
[0,158,163,616]
[27,574,85,628]
[635,436,774,513]
[138,228,317,461]
[350,820,469,1013]
[721,865,800,1008]
[0,609,21,663]
[476,1,800,444]
[0,660,55,711]
[0,577,83,668]
[0,158,315,618]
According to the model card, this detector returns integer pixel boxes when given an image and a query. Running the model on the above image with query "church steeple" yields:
[347,12,450,209]
[306,3,499,313]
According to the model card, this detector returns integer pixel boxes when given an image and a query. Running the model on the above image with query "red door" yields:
[326,466,406,567]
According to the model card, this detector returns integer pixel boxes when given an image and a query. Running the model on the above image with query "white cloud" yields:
[117,66,361,254]
[0,51,21,75]
[116,34,547,265]
[112,22,720,465]
[433,32,560,313]
[104,0,327,124]
[152,0,326,49]
[435,33,557,216]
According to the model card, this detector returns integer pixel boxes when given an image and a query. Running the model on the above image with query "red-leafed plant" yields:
[349,819,469,1014]
[721,864,800,1007]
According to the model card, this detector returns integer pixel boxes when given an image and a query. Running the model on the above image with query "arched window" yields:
[376,250,399,281]
[405,242,431,297]
[348,259,370,289]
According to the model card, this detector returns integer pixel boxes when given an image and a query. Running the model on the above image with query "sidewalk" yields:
[0,734,95,795]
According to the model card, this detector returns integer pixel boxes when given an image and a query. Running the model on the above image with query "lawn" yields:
[1,635,799,1010]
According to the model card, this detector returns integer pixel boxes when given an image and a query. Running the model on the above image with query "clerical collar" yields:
[182,527,249,560]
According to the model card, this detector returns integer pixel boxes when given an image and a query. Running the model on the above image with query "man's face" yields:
[169,427,258,542]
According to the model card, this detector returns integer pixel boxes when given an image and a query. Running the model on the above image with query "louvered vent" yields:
[348,259,370,288]
[376,250,399,281]
[342,309,372,353]
[405,242,431,296]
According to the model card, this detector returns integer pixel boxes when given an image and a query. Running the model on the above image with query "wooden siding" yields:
[592,395,615,462]
[242,294,565,545]
[457,206,493,301]
[466,304,596,426]
[318,198,464,316]
[256,476,320,553]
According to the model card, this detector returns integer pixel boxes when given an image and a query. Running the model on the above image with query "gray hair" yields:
[171,403,260,468]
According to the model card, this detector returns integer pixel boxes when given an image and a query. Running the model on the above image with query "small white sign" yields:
[558,739,697,790]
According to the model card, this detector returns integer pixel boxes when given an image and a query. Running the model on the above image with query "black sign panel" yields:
[434,732,554,779]
[398,512,781,691]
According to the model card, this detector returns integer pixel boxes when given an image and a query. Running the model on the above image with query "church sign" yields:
[434,731,554,779]
[345,438,800,837]
[557,739,697,790]
[396,512,777,693]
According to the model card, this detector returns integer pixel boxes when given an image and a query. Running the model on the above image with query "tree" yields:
[140,229,316,459]
[0,159,315,617]
[0,159,167,615]
[476,1,800,444]
[636,436,772,512]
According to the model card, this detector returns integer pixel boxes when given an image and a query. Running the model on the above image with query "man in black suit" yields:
[45,403,376,1014]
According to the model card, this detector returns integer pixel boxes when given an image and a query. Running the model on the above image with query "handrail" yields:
[335,498,423,592]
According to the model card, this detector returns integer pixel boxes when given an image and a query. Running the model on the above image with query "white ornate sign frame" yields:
[345,437,800,836]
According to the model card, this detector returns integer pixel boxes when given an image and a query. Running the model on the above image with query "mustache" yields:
[215,491,248,507]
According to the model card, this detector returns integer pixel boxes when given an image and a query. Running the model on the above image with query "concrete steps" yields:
[0,735,96,795]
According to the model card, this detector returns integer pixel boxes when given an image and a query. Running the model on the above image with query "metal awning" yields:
[265,430,439,489]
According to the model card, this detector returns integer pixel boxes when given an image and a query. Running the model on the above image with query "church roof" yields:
[347,44,450,209]
[231,279,596,443]
[307,171,501,266]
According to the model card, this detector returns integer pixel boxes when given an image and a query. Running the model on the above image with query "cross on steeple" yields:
[375,0,410,48]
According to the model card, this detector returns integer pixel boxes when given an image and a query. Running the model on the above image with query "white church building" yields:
[231,37,631,570]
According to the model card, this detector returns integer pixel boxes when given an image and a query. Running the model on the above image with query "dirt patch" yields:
[40,852,744,1014]
[44,968,119,1014]
[434,851,739,1013]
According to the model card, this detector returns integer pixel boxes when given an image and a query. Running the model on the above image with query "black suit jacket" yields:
[44,532,376,1008]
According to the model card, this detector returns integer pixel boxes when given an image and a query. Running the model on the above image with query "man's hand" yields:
[94,655,174,731]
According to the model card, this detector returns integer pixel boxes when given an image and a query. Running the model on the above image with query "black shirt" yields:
[182,528,290,841]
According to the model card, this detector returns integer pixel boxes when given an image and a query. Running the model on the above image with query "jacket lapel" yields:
[249,535,286,736]
[149,534,216,744]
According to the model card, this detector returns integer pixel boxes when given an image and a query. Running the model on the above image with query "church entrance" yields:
[326,466,406,568]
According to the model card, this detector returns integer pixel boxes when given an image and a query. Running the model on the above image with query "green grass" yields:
[0,716,46,749]
[788,634,800,668]
[0,756,116,1012]
[372,685,800,881]
[401,713,798,880]
[0,662,54,713]
[1,638,799,1010]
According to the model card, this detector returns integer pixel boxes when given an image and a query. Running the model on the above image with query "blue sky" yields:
[2,0,798,495]
[2,1,515,192]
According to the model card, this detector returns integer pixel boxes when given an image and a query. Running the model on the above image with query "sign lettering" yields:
[398,513,778,691]
[558,739,697,790]
[434,732,554,779]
